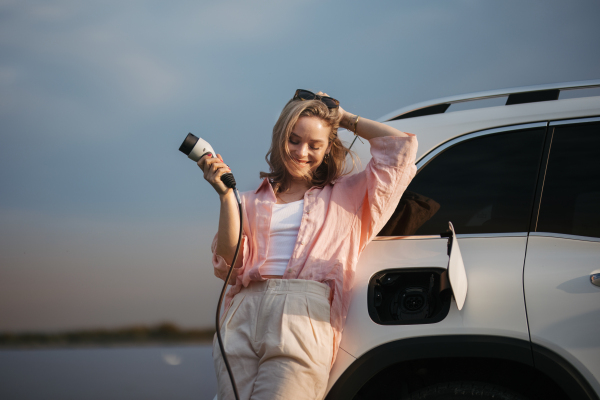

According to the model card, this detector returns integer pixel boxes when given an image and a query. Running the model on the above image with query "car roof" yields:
[345,80,600,169]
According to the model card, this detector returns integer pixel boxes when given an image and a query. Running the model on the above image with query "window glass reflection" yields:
[378,128,545,236]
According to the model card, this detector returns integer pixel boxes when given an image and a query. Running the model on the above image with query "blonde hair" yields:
[260,99,357,193]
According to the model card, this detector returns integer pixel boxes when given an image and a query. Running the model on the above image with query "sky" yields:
[1,0,599,332]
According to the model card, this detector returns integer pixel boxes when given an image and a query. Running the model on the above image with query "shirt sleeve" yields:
[210,192,250,284]
[349,134,418,250]
[211,233,247,283]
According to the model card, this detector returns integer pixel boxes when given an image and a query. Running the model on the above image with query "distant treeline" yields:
[0,322,216,348]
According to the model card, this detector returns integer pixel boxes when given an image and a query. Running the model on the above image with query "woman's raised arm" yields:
[339,109,412,140]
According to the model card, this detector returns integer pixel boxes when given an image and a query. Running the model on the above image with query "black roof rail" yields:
[380,80,600,122]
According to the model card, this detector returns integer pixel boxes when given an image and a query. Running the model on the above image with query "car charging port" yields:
[368,268,451,325]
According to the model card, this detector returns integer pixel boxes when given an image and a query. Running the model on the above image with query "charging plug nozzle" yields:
[179,133,237,189]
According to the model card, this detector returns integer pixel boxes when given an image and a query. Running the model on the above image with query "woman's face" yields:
[287,116,331,176]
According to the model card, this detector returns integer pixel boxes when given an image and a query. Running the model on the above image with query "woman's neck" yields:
[276,180,311,204]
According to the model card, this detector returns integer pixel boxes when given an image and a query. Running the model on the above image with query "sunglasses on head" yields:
[293,89,340,109]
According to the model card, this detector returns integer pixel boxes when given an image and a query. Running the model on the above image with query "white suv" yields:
[325,80,600,400]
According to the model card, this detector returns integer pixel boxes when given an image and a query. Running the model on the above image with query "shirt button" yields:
[300,241,305,245]
[306,211,310,214]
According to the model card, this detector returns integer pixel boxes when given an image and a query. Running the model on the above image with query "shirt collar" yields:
[255,178,274,194]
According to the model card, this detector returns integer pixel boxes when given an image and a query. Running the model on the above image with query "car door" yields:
[523,118,600,396]
[337,123,547,358]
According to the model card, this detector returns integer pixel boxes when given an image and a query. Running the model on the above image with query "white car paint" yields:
[337,235,530,359]
[524,234,600,395]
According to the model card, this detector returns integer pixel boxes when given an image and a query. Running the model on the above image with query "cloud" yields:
[0,0,320,115]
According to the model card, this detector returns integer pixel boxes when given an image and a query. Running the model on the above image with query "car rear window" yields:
[536,121,600,238]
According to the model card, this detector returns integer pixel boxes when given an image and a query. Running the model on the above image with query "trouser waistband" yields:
[240,279,330,299]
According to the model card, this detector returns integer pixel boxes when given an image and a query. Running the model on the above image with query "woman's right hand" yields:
[197,153,231,197]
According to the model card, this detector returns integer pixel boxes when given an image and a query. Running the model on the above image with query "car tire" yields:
[400,381,529,400]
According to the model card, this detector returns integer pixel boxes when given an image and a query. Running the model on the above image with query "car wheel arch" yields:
[326,335,598,400]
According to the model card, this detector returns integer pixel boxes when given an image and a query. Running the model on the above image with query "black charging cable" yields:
[215,172,242,400]
[178,134,241,399]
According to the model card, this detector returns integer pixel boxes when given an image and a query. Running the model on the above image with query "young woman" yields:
[199,90,418,400]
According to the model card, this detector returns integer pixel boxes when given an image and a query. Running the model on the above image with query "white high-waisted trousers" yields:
[212,279,333,400]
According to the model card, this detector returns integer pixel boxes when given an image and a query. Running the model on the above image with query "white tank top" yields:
[261,200,304,276]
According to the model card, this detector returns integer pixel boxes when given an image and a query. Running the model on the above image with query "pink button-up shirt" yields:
[212,134,417,366]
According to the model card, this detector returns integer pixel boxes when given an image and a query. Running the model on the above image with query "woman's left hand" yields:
[315,91,348,125]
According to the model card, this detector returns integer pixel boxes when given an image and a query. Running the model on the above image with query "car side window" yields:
[378,128,546,236]
[536,121,600,238]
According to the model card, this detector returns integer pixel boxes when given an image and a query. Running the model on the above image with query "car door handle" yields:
[591,273,600,287]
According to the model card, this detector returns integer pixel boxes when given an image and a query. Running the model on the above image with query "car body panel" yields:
[524,234,600,395]
[336,236,529,359]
